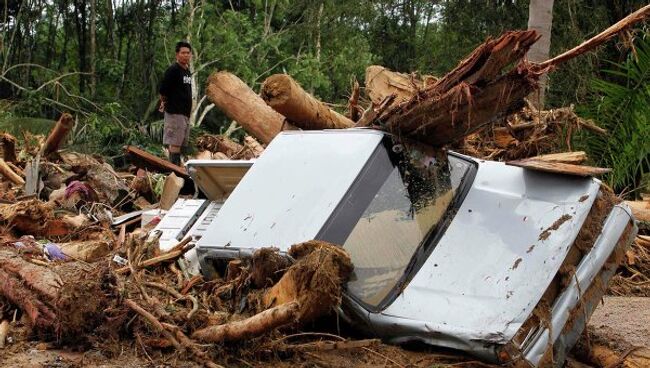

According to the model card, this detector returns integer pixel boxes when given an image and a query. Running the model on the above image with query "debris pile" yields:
[1,5,650,367]
[456,102,606,161]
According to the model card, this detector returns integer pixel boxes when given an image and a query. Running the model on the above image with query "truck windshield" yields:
[319,138,473,308]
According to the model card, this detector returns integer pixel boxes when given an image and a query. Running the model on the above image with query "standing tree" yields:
[527,0,554,108]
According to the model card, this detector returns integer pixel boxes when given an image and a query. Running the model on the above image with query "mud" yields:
[538,214,573,241]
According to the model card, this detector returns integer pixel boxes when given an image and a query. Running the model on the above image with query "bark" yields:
[506,159,611,177]
[527,0,554,108]
[205,72,296,144]
[0,158,24,185]
[0,249,115,341]
[191,301,299,343]
[0,133,17,163]
[42,113,74,155]
[261,74,354,130]
[388,67,539,146]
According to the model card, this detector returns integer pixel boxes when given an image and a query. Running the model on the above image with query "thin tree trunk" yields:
[90,0,97,96]
[106,0,116,58]
[527,0,554,108]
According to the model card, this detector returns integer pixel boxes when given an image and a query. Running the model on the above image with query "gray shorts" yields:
[163,113,190,147]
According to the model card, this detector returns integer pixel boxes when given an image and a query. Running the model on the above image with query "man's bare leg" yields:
[169,145,182,166]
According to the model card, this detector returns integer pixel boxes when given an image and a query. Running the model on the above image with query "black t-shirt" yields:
[159,62,192,117]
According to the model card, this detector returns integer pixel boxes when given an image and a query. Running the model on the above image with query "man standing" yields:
[159,41,193,166]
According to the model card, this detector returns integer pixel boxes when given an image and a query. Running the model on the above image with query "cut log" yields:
[261,74,354,130]
[0,249,116,342]
[528,151,588,165]
[263,240,353,323]
[507,159,611,177]
[191,301,299,343]
[0,133,17,163]
[0,158,25,186]
[206,71,296,144]
[42,113,74,155]
[365,65,423,108]
[625,200,650,223]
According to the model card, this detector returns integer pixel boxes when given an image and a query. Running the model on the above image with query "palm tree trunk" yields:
[527,0,554,108]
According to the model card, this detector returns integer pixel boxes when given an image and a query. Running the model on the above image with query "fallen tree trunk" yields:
[389,65,540,145]
[0,158,25,185]
[0,249,116,342]
[261,74,354,130]
[380,31,541,146]
[42,113,74,155]
[191,301,299,343]
[206,72,296,144]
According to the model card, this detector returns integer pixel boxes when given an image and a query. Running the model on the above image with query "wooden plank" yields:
[506,159,611,177]
[124,145,188,179]
[527,151,588,165]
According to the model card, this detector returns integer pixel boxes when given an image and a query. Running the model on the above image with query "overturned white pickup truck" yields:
[156,129,637,367]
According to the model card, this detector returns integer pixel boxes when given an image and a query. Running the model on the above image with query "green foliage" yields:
[577,35,650,192]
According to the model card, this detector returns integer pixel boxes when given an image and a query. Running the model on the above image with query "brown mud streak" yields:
[539,214,573,241]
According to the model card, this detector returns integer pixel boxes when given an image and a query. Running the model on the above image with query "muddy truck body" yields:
[157,129,637,367]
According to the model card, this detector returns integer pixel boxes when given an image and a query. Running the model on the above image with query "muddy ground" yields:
[1,296,647,368]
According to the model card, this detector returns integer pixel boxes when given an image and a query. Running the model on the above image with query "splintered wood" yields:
[376,30,541,146]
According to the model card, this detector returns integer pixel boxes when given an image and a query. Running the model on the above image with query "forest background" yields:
[0,0,648,193]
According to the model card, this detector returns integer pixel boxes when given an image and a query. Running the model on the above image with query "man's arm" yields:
[159,94,167,112]
[158,66,175,112]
